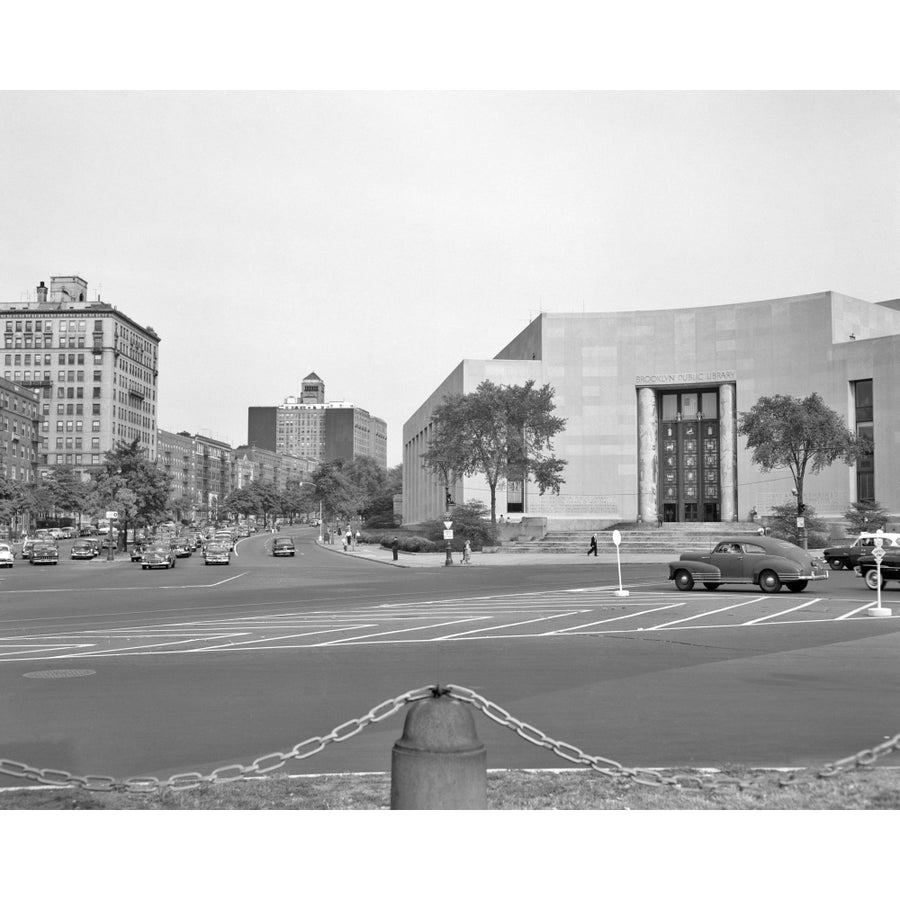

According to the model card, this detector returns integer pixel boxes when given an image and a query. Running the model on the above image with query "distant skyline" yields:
[2,91,899,466]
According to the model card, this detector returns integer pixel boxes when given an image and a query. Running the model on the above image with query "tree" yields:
[738,393,869,548]
[44,465,89,526]
[91,439,173,548]
[844,499,890,536]
[423,380,567,524]
[309,461,355,525]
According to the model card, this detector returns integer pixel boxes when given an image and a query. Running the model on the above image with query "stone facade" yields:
[403,291,900,527]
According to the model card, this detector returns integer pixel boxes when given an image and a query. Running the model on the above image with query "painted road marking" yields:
[646,597,765,629]
[744,599,821,625]
[545,603,685,634]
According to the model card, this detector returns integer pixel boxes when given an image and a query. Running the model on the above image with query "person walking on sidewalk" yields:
[587,533,598,557]
[463,539,471,565]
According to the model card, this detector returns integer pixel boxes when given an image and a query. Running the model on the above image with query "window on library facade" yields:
[853,379,874,502]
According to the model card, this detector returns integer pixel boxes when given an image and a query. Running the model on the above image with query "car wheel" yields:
[864,568,884,591]
[759,570,782,593]
[142,565,148,570]
[674,570,694,591]
[703,582,721,591]
[827,559,845,571]
[786,581,808,592]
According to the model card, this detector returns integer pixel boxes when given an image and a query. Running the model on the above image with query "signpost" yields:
[866,530,892,617]
[106,511,118,561]
[444,520,453,566]
[612,529,629,597]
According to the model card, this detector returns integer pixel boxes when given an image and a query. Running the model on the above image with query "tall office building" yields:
[249,372,387,469]
[0,276,160,478]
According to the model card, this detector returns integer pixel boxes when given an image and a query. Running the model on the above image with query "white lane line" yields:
[313,616,490,646]
[545,603,685,634]
[435,610,585,640]
[836,601,879,620]
[646,597,765,629]
[744,599,820,625]
[190,624,372,651]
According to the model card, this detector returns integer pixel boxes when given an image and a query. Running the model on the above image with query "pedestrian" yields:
[463,539,471,565]
[355,529,361,549]
[656,512,663,528]
[587,533,598,557]
[346,528,353,550]
[391,536,399,561]
[341,534,347,551]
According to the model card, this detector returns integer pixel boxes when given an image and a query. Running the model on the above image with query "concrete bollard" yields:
[390,694,486,809]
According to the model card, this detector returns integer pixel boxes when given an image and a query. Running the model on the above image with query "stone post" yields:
[637,387,658,523]
[719,383,736,522]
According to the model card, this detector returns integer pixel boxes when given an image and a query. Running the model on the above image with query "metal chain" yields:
[1,683,898,795]
[442,684,900,794]
[0,684,436,794]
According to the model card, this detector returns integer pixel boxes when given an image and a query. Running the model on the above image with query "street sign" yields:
[106,511,119,520]
[443,521,453,530]
[612,529,622,547]
[796,516,805,529]
[443,530,454,540]
[872,547,886,561]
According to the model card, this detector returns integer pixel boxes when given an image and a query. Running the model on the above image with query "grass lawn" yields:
[2,766,898,810]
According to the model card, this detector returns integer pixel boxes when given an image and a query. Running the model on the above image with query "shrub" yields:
[378,534,440,553]
[422,500,497,550]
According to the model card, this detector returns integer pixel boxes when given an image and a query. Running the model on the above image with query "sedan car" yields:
[0,542,14,567]
[141,545,176,570]
[668,535,829,593]
[20,538,37,560]
[29,541,60,565]
[271,537,295,557]
[71,539,98,560]
[822,532,900,570]
[172,538,193,558]
[130,541,146,562]
[203,541,230,565]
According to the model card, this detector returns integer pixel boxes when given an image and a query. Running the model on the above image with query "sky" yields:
[2,89,898,467]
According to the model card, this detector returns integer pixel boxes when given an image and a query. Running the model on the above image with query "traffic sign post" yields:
[444,521,453,566]
[611,529,629,597]
[867,531,891,617]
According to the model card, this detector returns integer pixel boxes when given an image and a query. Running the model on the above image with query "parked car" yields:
[203,541,230,565]
[130,541,146,562]
[822,533,900,570]
[271,537,295,557]
[60,527,77,539]
[0,542,14,567]
[668,535,829,593]
[141,545,176,570]
[71,540,98,560]
[855,549,900,590]
[29,541,59,565]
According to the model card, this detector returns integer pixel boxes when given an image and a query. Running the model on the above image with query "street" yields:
[2,526,899,787]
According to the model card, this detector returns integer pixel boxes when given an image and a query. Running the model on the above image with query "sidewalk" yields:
[317,541,674,567]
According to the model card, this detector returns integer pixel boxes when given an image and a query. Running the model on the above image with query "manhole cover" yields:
[22,669,97,679]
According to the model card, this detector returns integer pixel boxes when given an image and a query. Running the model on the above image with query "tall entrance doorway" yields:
[658,390,721,523]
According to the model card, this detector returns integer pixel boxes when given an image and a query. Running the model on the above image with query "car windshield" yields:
[207,543,227,550]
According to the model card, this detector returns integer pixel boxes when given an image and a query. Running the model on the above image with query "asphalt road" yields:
[2,526,899,787]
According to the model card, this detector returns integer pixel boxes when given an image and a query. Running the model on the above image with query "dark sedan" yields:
[822,532,900,570]
[141,545,176,570]
[668,535,829,593]
[272,537,295,557]
[203,542,230,565]
[29,541,60,565]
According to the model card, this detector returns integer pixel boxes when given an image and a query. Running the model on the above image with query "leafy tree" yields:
[424,500,496,550]
[309,461,355,525]
[365,464,402,528]
[738,393,869,547]
[423,379,567,524]
[766,502,829,548]
[44,465,89,526]
[844,499,890,536]
[91,439,173,547]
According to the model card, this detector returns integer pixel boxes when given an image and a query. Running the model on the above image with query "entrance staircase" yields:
[500,521,760,555]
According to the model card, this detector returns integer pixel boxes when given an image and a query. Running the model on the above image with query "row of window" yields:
[5,319,101,333]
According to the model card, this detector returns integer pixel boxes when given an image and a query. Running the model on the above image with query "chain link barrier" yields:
[1,683,898,795]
